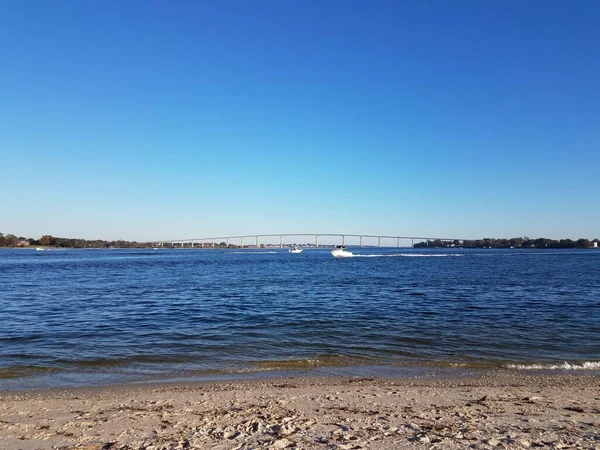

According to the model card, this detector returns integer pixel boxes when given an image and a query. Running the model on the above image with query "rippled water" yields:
[1,247,599,389]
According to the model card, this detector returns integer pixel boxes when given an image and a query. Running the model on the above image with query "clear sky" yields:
[1,1,599,241]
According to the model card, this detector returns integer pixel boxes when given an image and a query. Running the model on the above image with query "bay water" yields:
[1,247,599,390]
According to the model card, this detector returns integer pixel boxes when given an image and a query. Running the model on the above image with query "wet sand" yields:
[0,373,599,449]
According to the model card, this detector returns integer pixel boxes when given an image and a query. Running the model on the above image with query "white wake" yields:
[232,251,279,254]
[347,253,464,258]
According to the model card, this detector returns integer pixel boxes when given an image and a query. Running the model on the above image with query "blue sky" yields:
[1,1,598,241]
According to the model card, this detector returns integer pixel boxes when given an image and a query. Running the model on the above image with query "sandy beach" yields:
[1,373,599,450]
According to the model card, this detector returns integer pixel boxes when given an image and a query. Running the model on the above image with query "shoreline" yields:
[3,361,600,393]
[1,372,598,449]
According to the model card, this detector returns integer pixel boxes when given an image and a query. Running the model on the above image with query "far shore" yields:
[1,372,598,449]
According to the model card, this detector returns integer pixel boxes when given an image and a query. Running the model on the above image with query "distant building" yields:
[594,241,599,248]
[18,240,30,247]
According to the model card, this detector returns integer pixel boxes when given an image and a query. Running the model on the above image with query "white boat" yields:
[35,247,46,252]
[289,246,303,254]
[331,245,353,258]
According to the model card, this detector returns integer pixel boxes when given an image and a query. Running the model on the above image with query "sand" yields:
[0,373,599,449]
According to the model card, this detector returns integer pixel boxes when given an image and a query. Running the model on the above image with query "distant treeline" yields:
[0,233,237,248]
[414,237,599,249]
[0,233,154,248]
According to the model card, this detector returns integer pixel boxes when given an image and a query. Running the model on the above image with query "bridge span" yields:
[152,233,461,249]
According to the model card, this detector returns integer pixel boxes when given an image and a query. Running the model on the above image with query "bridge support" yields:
[279,235,283,248]
[256,236,258,248]
[212,239,215,248]
[360,236,363,248]
[378,237,381,248]
[240,237,244,248]
[315,235,318,247]
[226,238,229,248]
[397,237,400,248]
[342,235,345,246]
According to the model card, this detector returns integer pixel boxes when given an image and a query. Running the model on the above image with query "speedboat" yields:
[289,246,303,254]
[35,247,46,252]
[331,245,353,258]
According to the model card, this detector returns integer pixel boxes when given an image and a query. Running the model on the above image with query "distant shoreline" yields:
[1,245,598,251]
[1,233,599,250]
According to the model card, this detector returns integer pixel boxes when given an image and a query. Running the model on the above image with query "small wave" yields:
[250,354,377,370]
[0,365,63,379]
[506,361,600,370]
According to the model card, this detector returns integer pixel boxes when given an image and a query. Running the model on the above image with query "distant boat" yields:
[35,247,46,252]
[289,246,303,254]
[331,246,353,258]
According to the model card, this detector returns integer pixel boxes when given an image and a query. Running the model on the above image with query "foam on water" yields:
[399,253,463,257]
[349,253,463,258]
[506,361,600,370]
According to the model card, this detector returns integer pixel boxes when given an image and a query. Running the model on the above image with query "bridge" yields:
[151,233,461,248]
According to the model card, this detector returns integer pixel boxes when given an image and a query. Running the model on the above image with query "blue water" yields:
[1,247,599,389]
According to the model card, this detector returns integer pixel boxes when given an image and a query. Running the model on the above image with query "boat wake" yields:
[232,251,279,254]
[347,253,464,258]
[230,249,281,255]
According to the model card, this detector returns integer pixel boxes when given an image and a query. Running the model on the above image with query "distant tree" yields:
[497,239,509,248]
[39,235,53,246]
[576,238,591,248]
[510,237,524,247]
[557,239,573,248]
